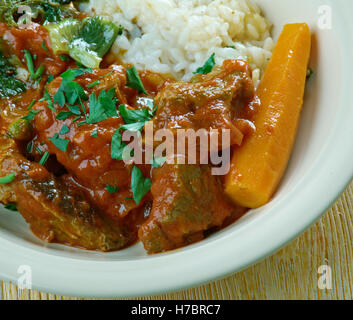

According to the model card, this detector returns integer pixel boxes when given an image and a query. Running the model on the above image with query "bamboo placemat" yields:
[1,181,353,300]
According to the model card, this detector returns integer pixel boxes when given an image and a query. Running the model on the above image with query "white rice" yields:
[80,0,274,85]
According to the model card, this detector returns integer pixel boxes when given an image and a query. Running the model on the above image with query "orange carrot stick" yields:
[225,23,311,208]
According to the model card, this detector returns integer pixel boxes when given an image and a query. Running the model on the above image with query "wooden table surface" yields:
[1,181,352,300]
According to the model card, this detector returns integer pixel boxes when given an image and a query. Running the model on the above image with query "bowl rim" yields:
[0,0,353,298]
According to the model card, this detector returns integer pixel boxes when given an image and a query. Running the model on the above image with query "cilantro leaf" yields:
[91,129,98,137]
[119,104,150,124]
[68,105,82,115]
[4,203,17,211]
[151,156,166,168]
[126,66,148,94]
[43,89,56,111]
[131,166,151,205]
[194,53,216,74]
[49,133,69,152]
[59,124,70,135]
[87,88,118,124]
[56,111,73,120]
[22,110,41,121]
[39,151,50,165]
[120,121,147,132]
[106,185,119,194]
[111,129,126,161]
[54,68,89,107]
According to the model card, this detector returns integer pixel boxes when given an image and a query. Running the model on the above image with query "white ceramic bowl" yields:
[0,0,352,298]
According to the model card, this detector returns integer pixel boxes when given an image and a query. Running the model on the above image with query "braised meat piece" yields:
[153,59,257,147]
[139,162,236,253]
[0,137,134,251]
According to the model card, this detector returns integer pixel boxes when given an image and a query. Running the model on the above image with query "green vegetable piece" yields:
[69,17,122,68]
[8,118,32,140]
[0,173,15,184]
[131,166,152,205]
[194,53,216,74]
[45,19,81,54]
[126,66,148,94]
[33,65,45,80]
[24,49,35,77]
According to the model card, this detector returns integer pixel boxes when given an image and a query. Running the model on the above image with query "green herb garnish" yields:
[131,166,152,205]
[111,129,126,161]
[59,124,70,135]
[126,66,148,95]
[27,99,37,111]
[49,133,69,152]
[87,80,100,88]
[91,129,98,137]
[0,173,15,184]
[106,185,119,194]
[4,203,17,211]
[151,156,166,168]
[59,55,69,62]
[41,41,49,52]
[39,151,50,165]
[24,49,35,78]
[86,88,118,124]
[194,53,216,74]
[22,109,41,121]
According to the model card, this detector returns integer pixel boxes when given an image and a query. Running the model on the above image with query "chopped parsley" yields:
[23,50,35,78]
[126,66,148,95]
[87,80,100,88]
[26,141,34,153]
[54,68,89,107]
[118,104,154,132]
[91,129,98,137]
[59,124,70,135]
[39,151,50,165]
[131,166,152,205]
[86,88,118,124]
[0,173,16,184]
[111,129,126,161]
[4,203,17,211]
[194,53,216,74]
[43,89,56,111]
[47,74,55,84]
[49,133,69,152]
[27,99,37,111]
[41,41,49,52]
[24,50,46,81]
[106,185,119,194]
[307,68,314,79]
[151,156,166,168]
[59,54,69,62]
[22,109,41,121]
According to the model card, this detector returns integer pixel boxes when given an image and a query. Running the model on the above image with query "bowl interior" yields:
[0,0,350,294]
